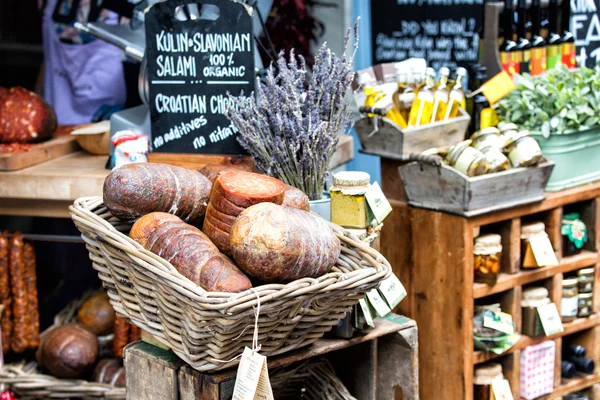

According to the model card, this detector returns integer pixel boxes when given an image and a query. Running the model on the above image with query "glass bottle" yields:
[443,67,466,120]
[499,0,521,76]
[546,0,562,69]
[516,0,532,74]
[561,0,576,68]
[358,73,386,118]
[530,0,547,75]
[431,67,450,123]
[392,66,413,123]
[408,68,436,127]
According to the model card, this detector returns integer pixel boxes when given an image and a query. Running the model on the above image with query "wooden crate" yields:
[124,315,418,400]
[390,181,600,399]
[355,109,470,160]
[399,160,555,217]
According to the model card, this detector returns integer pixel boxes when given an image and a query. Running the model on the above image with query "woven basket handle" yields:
[408,153,444,166]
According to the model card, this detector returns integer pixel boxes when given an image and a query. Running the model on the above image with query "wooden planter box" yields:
[355,109,470,159]
[398,160,555,217]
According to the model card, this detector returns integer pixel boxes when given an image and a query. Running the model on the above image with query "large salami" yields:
[214,171,286,208]
[23,243,39,349]
[9,233,28,353]
[0,87,57,143]
[0,232,11,354]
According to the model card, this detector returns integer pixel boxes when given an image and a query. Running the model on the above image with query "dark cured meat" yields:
[0,87,56,143]
[23,243,39,349]
[230,203,341,283]
[113,316,129,358]
[9,233,28,353]
[103,163,212,224]
[129,324,141,342]
[0,232,11,354]
[130,213,251,292]
[214,171,286,208]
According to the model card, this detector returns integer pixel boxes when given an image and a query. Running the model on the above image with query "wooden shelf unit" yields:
[387,180,600,400]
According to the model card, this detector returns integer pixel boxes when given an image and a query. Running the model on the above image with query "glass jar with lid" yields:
[521,222,550,268]
[503,130,543,168]
[479,146,510,173]
[562,278,579,323]
[577,268,594,293]
[445,140,490,176]
[522,286,550,336]
[473,363,504,400]
[498,122,519,138]
[474,234,503,286]
[330,171,371,229]
[562,213,588,257]
[471,127,505,150]
[578,292,593,318]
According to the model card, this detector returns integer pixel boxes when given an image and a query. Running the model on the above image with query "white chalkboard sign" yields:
[572,0,600,67]
[370,0,484,70]
[145,0,255,154]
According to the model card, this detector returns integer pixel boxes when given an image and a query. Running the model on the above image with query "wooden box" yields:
[355,109,470,160]
[398,160,555,217]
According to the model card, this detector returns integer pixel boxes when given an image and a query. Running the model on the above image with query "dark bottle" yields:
[561,0,576,68]
[564,344,587,358]
[468,67,497,133]
[568,356,595,374]
[500,0,520,76]
[516,0,531,73]
[546,0,563,69]
[561,360,577,379]
[530,0,547,75]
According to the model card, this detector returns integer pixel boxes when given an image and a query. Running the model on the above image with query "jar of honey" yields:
[330,171,371,229]
[474,234,502,286]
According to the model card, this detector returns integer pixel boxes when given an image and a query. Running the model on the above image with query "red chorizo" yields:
[214,171,286,208]
[0,232,11,354]
[129,324,141,342]
[9,233,28,353]
[103,163,212,225]
[113,316,130,358]
[23,243,39,349]
[282,185,310,211]
[0,87,56,143]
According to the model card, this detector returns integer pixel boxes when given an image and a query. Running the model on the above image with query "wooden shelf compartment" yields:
[545,373,600,399]
[473,251,598,298]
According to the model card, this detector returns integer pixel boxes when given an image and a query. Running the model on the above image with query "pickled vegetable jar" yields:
[474,234,502,285]
[562,213,588,257]
[503,131,543,168]
[562,278,579,323]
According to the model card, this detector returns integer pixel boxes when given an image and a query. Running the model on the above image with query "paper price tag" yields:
[537,303,564,336]
[491,379,514,400]
[529,236,559,267]
[365,182,392,224]
[483,311,515,335]
[232,347,274,400]
[378,273,406,309]
[481,71,517,105]
[367,289,391,317]
[358,298,375,328]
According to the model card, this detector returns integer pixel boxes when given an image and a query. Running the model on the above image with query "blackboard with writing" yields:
[145,0,254,154]
[572,0,600,67]
[370,0,484,70]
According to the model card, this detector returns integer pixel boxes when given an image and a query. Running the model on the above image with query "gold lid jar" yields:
[445,141,490,176]
[480,146,510,173]
[471,127,505,150]
[503,130,543,168]
[498,122,519,137]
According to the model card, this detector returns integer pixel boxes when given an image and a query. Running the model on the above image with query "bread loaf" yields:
[77,291,115,336]
[282,185,310,211]
[230,203,341,282]
[36,324,99,378]
[131,213,252,292]
[0,87,56,143]
[103,163,212,224]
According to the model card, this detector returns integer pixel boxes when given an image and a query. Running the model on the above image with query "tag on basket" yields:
[491,379,514,400]
[365,182,392,224]
[537,303,564,336]
[367,289,391,317]
[378,273,406,309]
[232,347,274,400]
[358,299,375,328]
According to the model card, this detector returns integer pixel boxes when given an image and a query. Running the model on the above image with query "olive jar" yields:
[445,141,490,176]
[562,213,588,257]
[474,234,502,286]
[503,131,543,168]
[473,363,504,400]
[522,286,550,337]
[562,278,579,323]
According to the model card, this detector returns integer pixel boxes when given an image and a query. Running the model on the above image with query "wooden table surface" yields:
[0,136,355,219]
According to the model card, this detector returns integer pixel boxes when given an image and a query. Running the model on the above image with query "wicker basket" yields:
[69,197,391,372]
[0,293,126,399]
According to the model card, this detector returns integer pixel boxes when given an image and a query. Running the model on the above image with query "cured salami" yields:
[0,87,57,143]
[282,185,310,211]
[209,189,246,217]
[23,243,39,349]
[129,324,141,342]
[0,232,11,354]
[199,164,254,183]
[206,203,237,226]
[214,171,286,208]
[113,316,130,358]
[130,213,251,292]
[230,203,341,283]
[202,217,233,256]
[9,233,28,353]
[104,163,212,224]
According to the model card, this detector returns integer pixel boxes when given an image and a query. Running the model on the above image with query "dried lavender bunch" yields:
[226,19,360,200]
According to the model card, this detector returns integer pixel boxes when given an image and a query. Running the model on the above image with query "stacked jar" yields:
[474,234,503,286]
[470,128,510,173]
[562,278,579,323]
[522,287,550,336]
[577,268,594,318]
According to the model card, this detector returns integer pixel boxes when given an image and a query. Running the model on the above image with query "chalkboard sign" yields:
[572,0,600,67]
[370,0,484,70]
[145,0,255,154]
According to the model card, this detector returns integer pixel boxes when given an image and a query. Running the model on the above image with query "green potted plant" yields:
[496,65,600,191]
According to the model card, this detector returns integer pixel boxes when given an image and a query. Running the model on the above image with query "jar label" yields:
[547,45,561,70]
[561,295,579,317]
[530,47,547,76]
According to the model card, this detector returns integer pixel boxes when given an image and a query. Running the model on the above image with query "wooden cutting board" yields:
[0,134,81,171]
